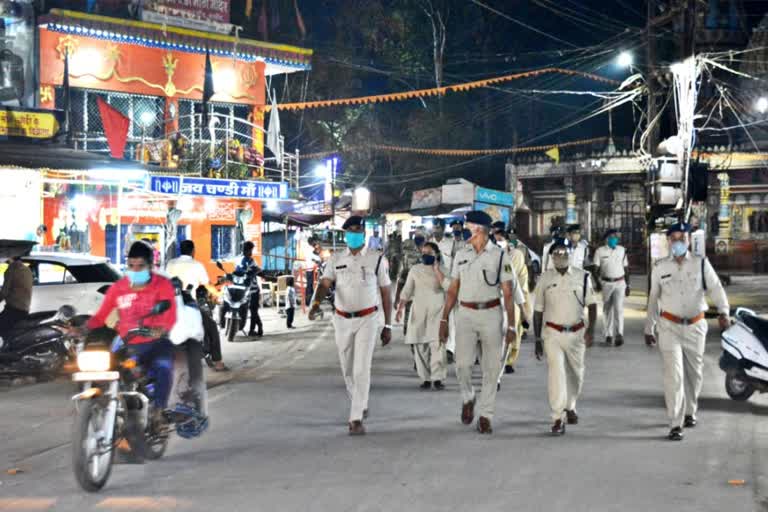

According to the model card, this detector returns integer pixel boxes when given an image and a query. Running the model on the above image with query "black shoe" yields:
[420,381,432,390]
[433,381,445,391]
[684,415,697,428]
[551,419,566,436]
[248,331,257,337]
[605,337,613,346]
[504,365,515,374]
[497,382,501,391]
[668,427,684,441]
[363,409,369,420]
[614,335,624,347]
[447,351,455,364]
[565,410,579,425]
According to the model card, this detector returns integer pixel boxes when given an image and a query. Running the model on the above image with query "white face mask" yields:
[497,240,507,249]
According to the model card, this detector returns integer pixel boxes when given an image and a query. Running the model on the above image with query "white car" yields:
[17,253,121,315]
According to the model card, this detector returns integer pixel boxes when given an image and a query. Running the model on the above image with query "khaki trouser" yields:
[414,341,447,382]
[658,317,707,429]
[446,310,456,354]
[505,303,525,366]
[455,306,504,420]
[601,280,626,338]
[332,313,379,422]
[543,327,586,422]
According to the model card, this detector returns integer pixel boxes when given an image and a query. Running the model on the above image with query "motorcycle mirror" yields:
[57,304,76,321]
[150,300,171,316]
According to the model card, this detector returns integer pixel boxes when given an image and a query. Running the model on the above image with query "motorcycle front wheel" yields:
[226,318,238,342]
[72,400,115,492]
[725,368,755,401]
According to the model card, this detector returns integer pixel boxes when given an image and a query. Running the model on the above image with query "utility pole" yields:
[646,0,658,158]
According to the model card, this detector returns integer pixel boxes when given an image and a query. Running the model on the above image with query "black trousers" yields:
[201,312,222,362]
[0,305,27,338]
[305,270,314,306]
[286,307,295,328]
[249,293,263,335]
[180,339,204,392]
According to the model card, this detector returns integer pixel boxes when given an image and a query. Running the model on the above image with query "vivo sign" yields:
[474,186,514,207]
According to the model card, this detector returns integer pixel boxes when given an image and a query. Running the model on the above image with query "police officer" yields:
[534,241,598,435]
[309,216,393,436]
[444,220,466,363]
[645,223,729,441]
[593,229,630,346]
[430,218,455,270]
[439,211,522,434]
[566,224,590,270]
[541,225,564,272]
[395,229,425,338]
[508,227,536,290]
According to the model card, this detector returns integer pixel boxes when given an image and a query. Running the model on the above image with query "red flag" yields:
[294,0,306,39]
[96,97,130,159]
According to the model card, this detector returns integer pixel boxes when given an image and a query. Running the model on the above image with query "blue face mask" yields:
[421,254,436,266]
[126,269,151,286]
[670,240,688,257]
[345,231,365,249]
[607,237,619,249]
[414,236,426,247]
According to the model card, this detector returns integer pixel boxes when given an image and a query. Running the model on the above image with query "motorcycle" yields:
[720,307,768,401]
[71,300,186,492]
[215,261,258,342]
[0,305,88,379]
[194,284,217,368]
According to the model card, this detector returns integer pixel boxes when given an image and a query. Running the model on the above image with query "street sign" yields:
[474,186,514,207]
[0,107,62,139]
[148,176,288,201]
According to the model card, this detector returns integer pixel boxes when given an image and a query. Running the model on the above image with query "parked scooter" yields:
[720,307,768,401]
[0,306,87,379]
[215,261,258,342]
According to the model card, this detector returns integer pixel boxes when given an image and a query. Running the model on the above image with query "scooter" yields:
[215,261,258,342]
[719,307,768,401]
[0,305,87,379]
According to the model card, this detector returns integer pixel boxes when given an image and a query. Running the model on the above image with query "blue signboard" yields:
[148,176,288,201]
[473,201,510,226]
[475,186,514,207]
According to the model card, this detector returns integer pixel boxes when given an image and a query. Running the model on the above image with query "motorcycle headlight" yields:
[77,350,111,372]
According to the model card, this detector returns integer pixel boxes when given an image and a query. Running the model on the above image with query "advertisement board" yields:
[473,202,510,226]
[142,0,231,32]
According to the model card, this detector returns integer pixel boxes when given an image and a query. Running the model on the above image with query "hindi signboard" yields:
[142,0,231,32]
[149,176,288,201]
[0,108,62,140]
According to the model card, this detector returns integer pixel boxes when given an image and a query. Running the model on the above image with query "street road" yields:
[1,277,768,511]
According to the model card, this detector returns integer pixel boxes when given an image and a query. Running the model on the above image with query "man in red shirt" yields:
[87,241,177,409]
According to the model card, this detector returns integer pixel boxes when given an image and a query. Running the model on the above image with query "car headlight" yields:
[77,350,111,372]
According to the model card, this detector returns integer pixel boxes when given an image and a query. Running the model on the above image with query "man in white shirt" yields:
[593,229,630,346]
[166,240,229,372]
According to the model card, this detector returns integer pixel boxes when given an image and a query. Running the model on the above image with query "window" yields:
[211,225,237,260]
[749,211,768,234]
[34,263,67,285]
[66,264,121,283]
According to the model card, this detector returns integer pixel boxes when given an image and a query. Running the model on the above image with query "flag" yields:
[257,0,268,40]
[294,0,306,39]
[201,48,214,138]
[266,90,282,167]
[96,97,130,158]
[545,146,560,164]
[62,48,72,145]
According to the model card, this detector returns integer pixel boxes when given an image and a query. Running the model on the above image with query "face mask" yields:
[670,240,688,257]
[553,255,570,270]
[607,237,619,249]
[453,230,462,239]
[126,269,151,286]
[414,236,426,247]
[497,240,507,249]
[421,254,436,266]
[510,239,519,248]
[463,230,471,241]
[345,232,365,249]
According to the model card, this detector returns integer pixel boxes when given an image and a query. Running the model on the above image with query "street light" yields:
[756,97,768,115]
[617,51,633,68]
[140,111,155,127]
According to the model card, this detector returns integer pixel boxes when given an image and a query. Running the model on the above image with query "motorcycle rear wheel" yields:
[144,411,170,461]
[725,368,755,401]
[72,400,115,492]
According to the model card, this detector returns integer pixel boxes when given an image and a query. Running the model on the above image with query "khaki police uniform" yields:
[400,263,451,382]
[534,267,597,422]
[569,240,590,270]
[398,239,422,336]
[645,254,729,429]
[434,235,463,355]
[594,244,628,340]
[452,241,522,420]
[504,246,530,367]
[541,241,555,272]
[322,248,391,423]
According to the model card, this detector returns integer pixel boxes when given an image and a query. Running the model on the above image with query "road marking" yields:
[0,498,56,511]
[95,497,193,509]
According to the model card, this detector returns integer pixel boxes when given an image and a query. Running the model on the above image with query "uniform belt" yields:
[602,276,625,283]
[460,299,501,310]
[545,321,585,333]
[335,306,378,319]
[661,311,705,325]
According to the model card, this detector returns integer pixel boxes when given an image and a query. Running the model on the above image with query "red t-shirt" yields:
[87,274,177,345]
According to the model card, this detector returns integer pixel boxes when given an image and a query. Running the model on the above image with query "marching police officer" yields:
[542,225,564,272]
[443,220,466,363]
[396,229,425,337]
[593,229,630,346]
[534,241,598,436]
[645,223,729,441]
[439,211,522,434]
[309,216,393,436]
[566,224,590,270]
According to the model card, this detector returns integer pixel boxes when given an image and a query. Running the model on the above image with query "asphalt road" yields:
[2,284,768,512]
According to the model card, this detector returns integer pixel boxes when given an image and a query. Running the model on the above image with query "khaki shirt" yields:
[645,254,729,335]
[400,263,451,344]
[1,259,33,313]
[594,245,628,280]
[398,239,422,287]
[542,241,555,271]
[509,246,530,299]
[322,248,391,313]
[534,267,597,326]
[570,240,590,270]
[431,236,456,274]
[452,241,522,304]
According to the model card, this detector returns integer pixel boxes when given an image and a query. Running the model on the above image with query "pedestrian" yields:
[396,242,449,390]
[368,230,383,251]
[566,224,590,270]
[0,246,33,338]
[541,225,564,272]
[286,276,297,329]
[237,241,264,338]
[645,223,729,441]
[439,211,522,434]
[508,227,537,300]
[395,229,425,337]
[443,220,466,364]
[593,229,630,347]
[533,241,598,436]
[308,216,393,436]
